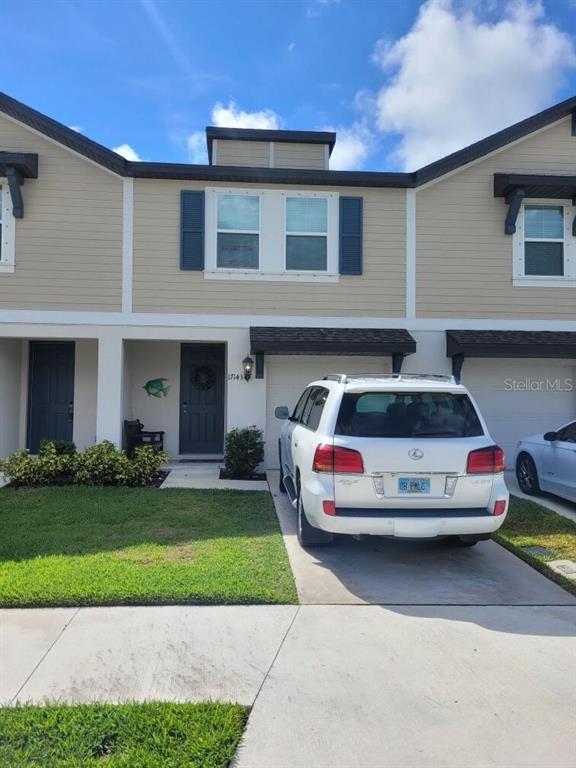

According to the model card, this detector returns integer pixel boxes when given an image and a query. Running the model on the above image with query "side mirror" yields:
[275,406,290,420]
[543,431,558,442]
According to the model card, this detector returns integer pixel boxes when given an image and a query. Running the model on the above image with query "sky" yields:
[2,0,576,172]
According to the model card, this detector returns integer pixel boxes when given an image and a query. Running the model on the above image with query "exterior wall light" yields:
[242,355,254,381]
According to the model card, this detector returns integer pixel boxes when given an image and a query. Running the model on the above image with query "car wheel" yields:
[278,441,287,493]
[297,491,333,547]
[516,453,541,495]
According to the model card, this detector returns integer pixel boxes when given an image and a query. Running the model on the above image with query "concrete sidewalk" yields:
[2,603,575,767]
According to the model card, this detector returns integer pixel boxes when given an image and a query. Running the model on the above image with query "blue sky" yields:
[2,0,576,171]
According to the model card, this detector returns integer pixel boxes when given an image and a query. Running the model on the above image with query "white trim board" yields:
[1,310,576,333]
[405,188,416,319]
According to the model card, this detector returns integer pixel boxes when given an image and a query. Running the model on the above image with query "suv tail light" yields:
[466,445,505,474]
[313,444,364,474]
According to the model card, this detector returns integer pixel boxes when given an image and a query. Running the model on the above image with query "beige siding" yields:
[416,116,576,319]
[133,179,406,316]
[274,142,326,169]
[0,114,122,311]
[215,140,269,167]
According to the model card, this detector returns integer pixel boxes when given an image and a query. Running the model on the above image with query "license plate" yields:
[398,477,430,494]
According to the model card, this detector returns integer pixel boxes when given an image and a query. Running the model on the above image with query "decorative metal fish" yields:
[143,378,170,398]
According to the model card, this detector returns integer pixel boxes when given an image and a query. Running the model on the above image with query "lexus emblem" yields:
[408,448,424,460]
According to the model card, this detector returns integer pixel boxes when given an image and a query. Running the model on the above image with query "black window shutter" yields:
[180,191,205,270]
[339,196,363,275]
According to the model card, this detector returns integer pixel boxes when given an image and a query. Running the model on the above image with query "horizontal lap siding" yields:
[416,117,576,319]
[133,179,406,316]
[0,114,122,311]
[216,140,269,167]
[274,143,325,169]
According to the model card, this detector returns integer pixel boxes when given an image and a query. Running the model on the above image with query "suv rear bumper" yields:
[310,510,507,537]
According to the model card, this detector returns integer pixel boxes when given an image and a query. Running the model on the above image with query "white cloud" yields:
[306,0,340,19]
[373,0,576,170]
[187,131,207,164]
[186,100,281,162]
[68,125,84,133]
[211,100,281,129]
[112,144,142,162]
[327,123,373,171]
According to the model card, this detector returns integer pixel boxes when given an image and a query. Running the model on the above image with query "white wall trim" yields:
[269,142,275,168]
[406,188,416,319]
[0,177,16,269]
[212,139,218,165]
[121,177,134,313]
[416,116,571,192]
[2,310,576,333]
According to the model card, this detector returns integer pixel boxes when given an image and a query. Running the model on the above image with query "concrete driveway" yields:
[268,473,575,606]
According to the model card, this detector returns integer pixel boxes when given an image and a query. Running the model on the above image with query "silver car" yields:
[515,421,576,502]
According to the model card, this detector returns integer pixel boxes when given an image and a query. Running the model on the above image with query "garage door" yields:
[265,355,391,467]
[463,358,576,461]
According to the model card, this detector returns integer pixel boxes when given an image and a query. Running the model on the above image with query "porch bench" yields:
[123,419,165,458]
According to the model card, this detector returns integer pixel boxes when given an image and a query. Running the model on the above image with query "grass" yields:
[0,487,297,607]
[0,701,247,768]
[495,495,576,596]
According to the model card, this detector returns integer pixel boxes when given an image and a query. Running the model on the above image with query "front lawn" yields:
[0,487,297,607]
[495,496,576,596]
[0,701,247,768]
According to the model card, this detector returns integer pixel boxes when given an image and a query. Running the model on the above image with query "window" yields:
[301,387,329,431]
[205,187,338,281]
[524,206,564,276]
[216,193,259,269]
[513,200,575,286]
[292,388,313,422]
[558,422,576,443]
[0,182,15,272]
[286,197,327,271]
[335,392,484,438]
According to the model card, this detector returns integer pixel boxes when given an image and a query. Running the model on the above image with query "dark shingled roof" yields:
[250,327,416,356]
[446,330,576,358]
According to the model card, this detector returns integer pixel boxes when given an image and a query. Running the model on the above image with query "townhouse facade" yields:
[0,92,575,466]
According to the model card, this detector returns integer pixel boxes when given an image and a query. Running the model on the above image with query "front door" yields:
[28,341,75,453]
[179,344,225,454]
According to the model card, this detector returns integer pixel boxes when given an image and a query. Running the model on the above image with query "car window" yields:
[291,387,312,422]
[335,391,484,438]
[302,387,329,431]
[558,422,576,443]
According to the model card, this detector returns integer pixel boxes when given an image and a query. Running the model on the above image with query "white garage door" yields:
[463,358,576,461]
[265,355,391,467]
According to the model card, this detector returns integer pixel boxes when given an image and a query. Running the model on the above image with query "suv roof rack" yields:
[322,373,458,384]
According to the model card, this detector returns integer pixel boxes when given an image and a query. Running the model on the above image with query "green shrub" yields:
[125,445,168,487]
[0,443,73,487]
[224,426,264,479]
[39,439,76,456]
[72,441,131,486]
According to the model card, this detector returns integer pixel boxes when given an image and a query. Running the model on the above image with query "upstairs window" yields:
[216,193,259,270]
[286,196,328,271]
[513,200,575,286]
[524,205,564,276]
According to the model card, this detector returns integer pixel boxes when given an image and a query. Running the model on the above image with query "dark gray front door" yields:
[28,341,75,453]
[179,344,225,454]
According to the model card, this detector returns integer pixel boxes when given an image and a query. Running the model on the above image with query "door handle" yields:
[68,401,74,422]
[182,401,188,413]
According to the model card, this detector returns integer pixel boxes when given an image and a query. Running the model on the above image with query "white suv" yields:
[275,374,509,548]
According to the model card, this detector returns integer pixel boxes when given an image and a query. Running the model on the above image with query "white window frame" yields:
[513,199,575,287]
[283,192,330,273]
[215,191,261,271]
[0,180,16,273]
[204,187,339,282]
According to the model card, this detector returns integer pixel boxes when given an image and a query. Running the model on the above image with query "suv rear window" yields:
[335,391,484,438]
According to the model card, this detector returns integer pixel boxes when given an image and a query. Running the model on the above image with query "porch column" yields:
[96,333,124,446]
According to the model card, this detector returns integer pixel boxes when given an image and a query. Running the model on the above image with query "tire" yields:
[297,491,333,547]
[516,453,541,495]
[278,441,287,493]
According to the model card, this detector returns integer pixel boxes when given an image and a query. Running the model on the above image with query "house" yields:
[0,91,575,466]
